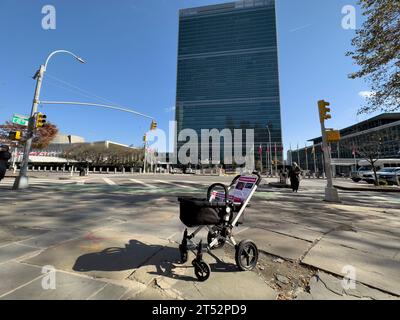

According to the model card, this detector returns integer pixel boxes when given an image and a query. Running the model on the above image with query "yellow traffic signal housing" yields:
[9,131,21,141]
[318,100,331,123]
[150,120,157,131]
[35,113,47,128]
[143,134,147,142]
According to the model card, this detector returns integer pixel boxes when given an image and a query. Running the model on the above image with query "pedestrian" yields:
[0,145,12,182]
[289,162,301,192]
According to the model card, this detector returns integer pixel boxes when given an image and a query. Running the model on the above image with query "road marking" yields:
[155,180,193,189]
[103,178,117,185]
[77,180,85,186]
[129,179,156,189]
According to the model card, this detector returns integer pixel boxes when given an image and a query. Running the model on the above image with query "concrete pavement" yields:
[0,174,399,299]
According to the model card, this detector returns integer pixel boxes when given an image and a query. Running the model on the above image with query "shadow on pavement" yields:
[73,239,239,282]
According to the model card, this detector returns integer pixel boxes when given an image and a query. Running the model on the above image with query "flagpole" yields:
[305,143,309,173]
[274,142,278,177]
[312,145,317,177]
[297,143,300,167]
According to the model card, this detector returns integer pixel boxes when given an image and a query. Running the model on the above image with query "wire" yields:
[46,73,129,108]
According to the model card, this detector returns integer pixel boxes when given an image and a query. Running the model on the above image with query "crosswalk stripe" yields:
[103,178,117,186]
[1,179,73,185]
[155,180,193,189]
[129,179,156,189]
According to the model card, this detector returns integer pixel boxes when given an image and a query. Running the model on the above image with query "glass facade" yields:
[175,0,282,166]
[289,114,400,176]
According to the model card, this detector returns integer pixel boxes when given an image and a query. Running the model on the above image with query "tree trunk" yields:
[371,158,379,186]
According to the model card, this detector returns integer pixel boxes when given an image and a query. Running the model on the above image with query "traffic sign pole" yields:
[13,65,45,190]
[318,100,340,203]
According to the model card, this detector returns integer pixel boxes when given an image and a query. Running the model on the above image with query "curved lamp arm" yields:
[44,50,85,70]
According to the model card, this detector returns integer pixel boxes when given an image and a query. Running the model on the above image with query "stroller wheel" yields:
[193,260,211,282]
[207,230,225,249]
[235,240,258,271]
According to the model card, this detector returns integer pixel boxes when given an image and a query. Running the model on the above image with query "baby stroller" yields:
[178,172,262,281]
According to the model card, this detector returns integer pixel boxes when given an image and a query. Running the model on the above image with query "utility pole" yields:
[13,50,85,190]
[13,65,44,190]
[318,100,340,202]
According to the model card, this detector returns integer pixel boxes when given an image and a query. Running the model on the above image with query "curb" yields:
[334,185,400,193]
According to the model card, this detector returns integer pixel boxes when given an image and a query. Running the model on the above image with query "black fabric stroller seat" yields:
[178,197,227,228]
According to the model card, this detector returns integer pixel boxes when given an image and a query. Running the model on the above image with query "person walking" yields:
[289,162,302,192]
[0,145,12,182]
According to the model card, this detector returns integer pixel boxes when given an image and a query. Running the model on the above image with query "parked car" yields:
[351,166,374,183]
[170,168,183,174]
[377,167,400,185]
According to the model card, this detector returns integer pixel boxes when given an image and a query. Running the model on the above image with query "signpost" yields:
[12,114,30,127]
[318,100,341,203]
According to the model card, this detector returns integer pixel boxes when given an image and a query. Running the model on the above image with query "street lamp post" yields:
[13,50,85,190]
[266,125,272,176]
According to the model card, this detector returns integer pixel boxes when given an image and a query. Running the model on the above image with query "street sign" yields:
[12,114,29,126]
[326,130,341,143]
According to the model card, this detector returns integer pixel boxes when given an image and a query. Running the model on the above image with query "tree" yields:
[343,132,385,185]
[347,0,400,114]
[63,144,143,167]
[0,121,58,149]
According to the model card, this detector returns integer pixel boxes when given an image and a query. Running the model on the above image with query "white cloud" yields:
[164,106,176,113]
[358,91,375,99]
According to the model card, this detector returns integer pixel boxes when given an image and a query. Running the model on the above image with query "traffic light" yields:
[143,134,147,142]
[9,131,21,141]
[150,120,157,131]
[35,113,47,128]
[318,100,331,123]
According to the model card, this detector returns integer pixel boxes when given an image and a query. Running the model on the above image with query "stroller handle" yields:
[207,183,228,204]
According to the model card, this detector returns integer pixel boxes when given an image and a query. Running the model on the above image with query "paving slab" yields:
[107,220,181,240]
[236,228,311,260]
[1,271,106,300]
[0,262,42,297]
[321,229,400,261]
[0,226,49,246]
[169,251,277,300]
[20,229,86,249]
[0,243,40,263]
[302,239,400,296]
[23,231,170,282]
[88,283,130,300]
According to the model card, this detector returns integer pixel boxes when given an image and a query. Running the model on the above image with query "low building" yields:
[288,113,400,176]
[11,133,143,172]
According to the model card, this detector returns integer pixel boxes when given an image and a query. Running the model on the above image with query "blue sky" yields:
[0,0,377,153]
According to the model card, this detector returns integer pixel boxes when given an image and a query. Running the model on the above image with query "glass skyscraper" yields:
[175,0,282,167]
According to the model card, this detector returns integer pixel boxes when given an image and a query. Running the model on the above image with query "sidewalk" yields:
[0,179,399,299]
